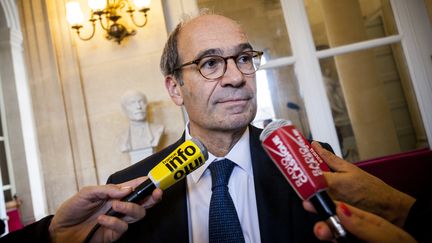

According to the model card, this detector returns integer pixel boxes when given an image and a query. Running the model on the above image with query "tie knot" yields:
[208,159,235,189]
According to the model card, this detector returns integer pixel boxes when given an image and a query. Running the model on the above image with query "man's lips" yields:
[216,93,254,103]
[217,97,250,103]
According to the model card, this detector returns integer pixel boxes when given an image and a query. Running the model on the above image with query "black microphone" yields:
[84,138,208,243]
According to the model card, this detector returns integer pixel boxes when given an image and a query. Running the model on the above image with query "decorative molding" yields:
[391,0,432,148]
[315,35,402,59]
[19,0,81,214]
[0,0,47,223]
[0,0,21,31]
[280,0,342,156]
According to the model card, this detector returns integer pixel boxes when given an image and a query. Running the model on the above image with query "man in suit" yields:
[2,12,423,243]
[107,11,430,243]
[107,13,327,242]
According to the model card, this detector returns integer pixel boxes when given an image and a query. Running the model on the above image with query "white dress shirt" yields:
[185,124,261,243]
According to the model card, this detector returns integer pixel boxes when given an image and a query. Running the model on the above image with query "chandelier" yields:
[66,0,151,44]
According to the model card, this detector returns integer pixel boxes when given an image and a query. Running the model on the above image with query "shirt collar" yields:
[185,122,252,183]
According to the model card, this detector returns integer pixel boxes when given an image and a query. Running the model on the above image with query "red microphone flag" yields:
[261,123,330,200]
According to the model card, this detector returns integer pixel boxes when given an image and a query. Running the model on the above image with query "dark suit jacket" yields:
[0,216,53,242]
[108,125,328,243]
[0,125,429,242]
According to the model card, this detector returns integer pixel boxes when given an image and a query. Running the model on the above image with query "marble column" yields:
[319,0,400,159]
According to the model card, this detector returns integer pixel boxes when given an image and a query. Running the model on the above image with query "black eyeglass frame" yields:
[173,50,264,80]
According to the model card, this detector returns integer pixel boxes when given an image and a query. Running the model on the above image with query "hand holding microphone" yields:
[310,202,417,243]
[260,120,355,242]
[48,177,161,243]
[84,138,208,243]
[104,138,208,217]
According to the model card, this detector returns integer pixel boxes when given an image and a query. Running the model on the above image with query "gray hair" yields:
[159,9,213,86]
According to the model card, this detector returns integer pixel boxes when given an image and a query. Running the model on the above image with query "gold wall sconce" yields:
[66,0,151,44]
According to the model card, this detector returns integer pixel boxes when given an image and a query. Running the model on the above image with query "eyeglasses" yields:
[174,50,264,80]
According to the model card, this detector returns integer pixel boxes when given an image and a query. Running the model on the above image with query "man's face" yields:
[123,95,147,122]
[174,15,257,134]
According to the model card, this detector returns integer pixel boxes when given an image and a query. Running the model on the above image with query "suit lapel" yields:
[161,176,189,242]
[143,136,190,242]
[249,125,296,242]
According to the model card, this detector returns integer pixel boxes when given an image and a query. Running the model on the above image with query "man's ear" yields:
[165,75,184,106]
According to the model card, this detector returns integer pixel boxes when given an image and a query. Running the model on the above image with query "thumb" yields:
[118,176,148,189]
[311,141,350,172]
[90,177,149,201]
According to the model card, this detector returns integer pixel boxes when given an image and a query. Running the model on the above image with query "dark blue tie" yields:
[208,159,245,243]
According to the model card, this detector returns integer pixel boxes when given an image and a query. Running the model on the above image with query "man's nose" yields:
[134,101,143,109]
[220,59,245,87]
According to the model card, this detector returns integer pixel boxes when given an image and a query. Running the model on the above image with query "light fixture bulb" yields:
[88,0,107,11]
[66,0,150,43]
[133,0,151,9]
[66,1,84,25]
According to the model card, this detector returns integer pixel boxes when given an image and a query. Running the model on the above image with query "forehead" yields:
[124,95,146,103]
[177,15,249,60]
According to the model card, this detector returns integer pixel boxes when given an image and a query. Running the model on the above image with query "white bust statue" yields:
[119,90,164,163]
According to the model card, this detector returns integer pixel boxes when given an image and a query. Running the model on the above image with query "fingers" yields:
[336,202,386,235]
[335,203,417,243]
[302,200,316,214]
[111,200,146,221]
[109,188,163,224]
[82,176,150,202]
[311,202,389,242]
[103,176,150,200]
[52,184,135,227]
[92,187,163,242]
[311,141,351,172]
[97,215,129,242]
[322,171,338,193]
[141,188,163,209]
[95,199,148,242]
[79,184,133,203]
[313,222,334,241]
